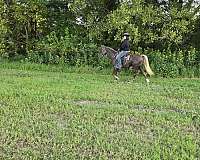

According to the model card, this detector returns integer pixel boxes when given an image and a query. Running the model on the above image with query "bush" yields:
[149,49,200,78]
[27,28,100,67]
[6,26,199,78]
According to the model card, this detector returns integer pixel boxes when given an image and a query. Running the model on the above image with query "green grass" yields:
[0,62,200,159]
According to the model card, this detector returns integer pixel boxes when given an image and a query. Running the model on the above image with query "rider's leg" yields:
[115,51,123,70]
[113,51,128,80]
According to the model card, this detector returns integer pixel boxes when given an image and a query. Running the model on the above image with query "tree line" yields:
[0,0,200,76]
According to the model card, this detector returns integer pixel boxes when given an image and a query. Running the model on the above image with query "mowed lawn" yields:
[0,64,200,159]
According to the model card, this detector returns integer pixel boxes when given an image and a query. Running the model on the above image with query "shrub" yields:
[149,49,200,77]
[27,28,101,67]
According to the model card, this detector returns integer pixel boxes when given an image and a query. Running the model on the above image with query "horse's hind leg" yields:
[132,68,139,79]
[130,65,140,79]
[139,66,150,83]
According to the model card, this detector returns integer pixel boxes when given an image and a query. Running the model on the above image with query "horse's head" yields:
[100,45,117,64]
[100,45,107,56]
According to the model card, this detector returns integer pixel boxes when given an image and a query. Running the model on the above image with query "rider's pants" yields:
[114,51,129,70]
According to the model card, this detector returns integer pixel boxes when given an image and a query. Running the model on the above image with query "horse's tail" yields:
[141,55,154,76]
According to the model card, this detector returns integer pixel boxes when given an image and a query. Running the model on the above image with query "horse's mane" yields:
[101,45,117,53]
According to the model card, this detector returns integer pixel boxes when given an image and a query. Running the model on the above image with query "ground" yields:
[0,63,200,159]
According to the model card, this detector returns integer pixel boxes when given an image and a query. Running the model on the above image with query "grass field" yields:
[0,62,200,159]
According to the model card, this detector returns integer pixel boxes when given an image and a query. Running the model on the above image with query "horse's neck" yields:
[107,52,115,59]
[106,49,117,60]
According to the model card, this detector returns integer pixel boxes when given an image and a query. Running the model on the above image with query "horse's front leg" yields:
[113,68,120,80]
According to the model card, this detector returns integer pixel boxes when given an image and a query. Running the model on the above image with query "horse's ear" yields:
[100,45,107,55]
[100,45,104,51]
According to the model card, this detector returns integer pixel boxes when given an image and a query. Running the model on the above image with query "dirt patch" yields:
[15,139,30,149]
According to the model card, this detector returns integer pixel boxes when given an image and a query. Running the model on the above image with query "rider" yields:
[114,32,130,70]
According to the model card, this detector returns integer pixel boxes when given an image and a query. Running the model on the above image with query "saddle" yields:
[123,55,130,66]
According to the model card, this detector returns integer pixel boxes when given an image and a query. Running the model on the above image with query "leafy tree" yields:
[0,0,199,75]
[93,0,199,51]
[2,0,47,56]
[0,0,7,55]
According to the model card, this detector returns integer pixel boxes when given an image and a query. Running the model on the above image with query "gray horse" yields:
[101,45,154,82]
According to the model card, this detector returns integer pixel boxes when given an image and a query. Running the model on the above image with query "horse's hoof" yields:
[146,79,150,83]
[114,75,119,80]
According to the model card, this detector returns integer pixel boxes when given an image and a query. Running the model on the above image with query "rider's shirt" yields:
[120,39,130,51]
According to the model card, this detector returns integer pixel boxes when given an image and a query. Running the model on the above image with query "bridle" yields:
[101,45,107,56]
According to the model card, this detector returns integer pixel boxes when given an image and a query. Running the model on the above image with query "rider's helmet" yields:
[123,32,130,37]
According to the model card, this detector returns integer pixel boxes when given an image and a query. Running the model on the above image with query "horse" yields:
[100,45,154,82]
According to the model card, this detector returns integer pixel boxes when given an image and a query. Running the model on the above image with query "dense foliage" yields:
[0,0,200,77]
